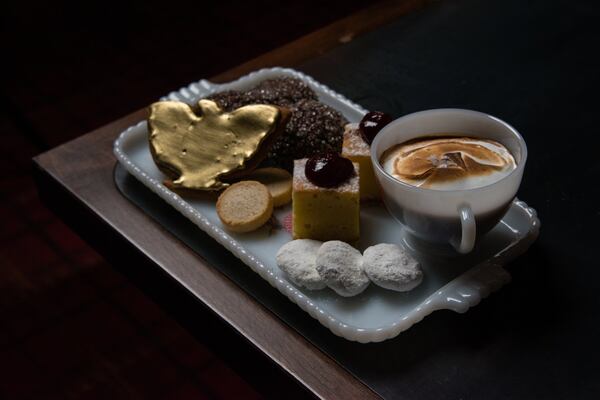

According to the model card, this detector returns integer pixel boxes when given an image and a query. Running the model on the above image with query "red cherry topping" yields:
[305,152,354,188]
[359,111,393,145]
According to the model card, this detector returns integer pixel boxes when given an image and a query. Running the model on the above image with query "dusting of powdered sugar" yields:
[276,239,326,290]
[363,243,423,292]
[276,240,424,296]
[315,241,369,297]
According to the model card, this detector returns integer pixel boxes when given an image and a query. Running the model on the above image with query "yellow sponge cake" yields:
[341,123,380,201]
[292,158,360,242]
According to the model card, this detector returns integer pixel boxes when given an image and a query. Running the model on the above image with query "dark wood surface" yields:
[33,1,431,398]
[35,103,374,400]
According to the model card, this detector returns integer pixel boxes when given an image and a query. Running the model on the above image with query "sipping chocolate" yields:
[381,136,516,190]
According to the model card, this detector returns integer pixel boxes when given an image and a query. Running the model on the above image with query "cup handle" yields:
[451,204,476,254]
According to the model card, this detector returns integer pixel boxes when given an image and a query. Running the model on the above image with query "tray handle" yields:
[423,198,539,314]
[422,261,511,314]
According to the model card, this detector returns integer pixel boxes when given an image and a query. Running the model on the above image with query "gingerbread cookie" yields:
[148,100,289,192]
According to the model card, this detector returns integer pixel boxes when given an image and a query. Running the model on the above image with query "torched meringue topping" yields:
[381,136,516,190]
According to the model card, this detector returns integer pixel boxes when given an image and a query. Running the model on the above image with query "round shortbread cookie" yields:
[363,243,423,292]
[244,167,292,207]
[276,239,326,290]
[216,181,273,232]
[316,241,369,297]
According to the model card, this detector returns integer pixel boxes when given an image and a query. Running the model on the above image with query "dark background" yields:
[0,1,376,398]
[3,0,600,399]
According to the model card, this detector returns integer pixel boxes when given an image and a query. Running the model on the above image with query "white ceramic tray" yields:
[114,67,540,343]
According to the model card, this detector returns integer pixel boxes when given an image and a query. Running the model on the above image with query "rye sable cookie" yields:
[216,181,273,233]
[244,167,292,207]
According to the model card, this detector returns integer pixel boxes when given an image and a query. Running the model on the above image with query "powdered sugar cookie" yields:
[276,239,326,290]
[363,243,422,292]
[316,240,369,297]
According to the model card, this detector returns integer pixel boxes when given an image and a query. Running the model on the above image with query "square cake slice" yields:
[341,123,380,201]
[292,159,360,242]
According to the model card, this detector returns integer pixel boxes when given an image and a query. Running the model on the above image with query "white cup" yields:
[370,109,527,254]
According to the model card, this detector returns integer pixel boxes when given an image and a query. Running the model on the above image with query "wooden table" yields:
[33,2,430,398]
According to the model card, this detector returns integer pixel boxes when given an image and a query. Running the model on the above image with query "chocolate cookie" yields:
[207,78,347,170]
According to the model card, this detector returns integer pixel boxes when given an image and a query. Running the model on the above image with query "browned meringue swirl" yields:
[382,136,516,189]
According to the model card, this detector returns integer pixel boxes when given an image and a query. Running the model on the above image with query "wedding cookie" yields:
[316,240,369,297]
[216,181,273,232]
[276,239,326,290]
[362,243,423,292]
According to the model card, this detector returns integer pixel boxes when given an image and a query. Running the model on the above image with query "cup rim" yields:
[370,108,528,194]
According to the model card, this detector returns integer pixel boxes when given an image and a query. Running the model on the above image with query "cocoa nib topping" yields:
[206,77,347,170]
[268,99,345,170]
[207,77,317,110]
[205,89,247,111]
[247,77,318,106]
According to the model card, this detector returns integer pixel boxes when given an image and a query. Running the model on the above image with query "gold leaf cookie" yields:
[148,99,289,191]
